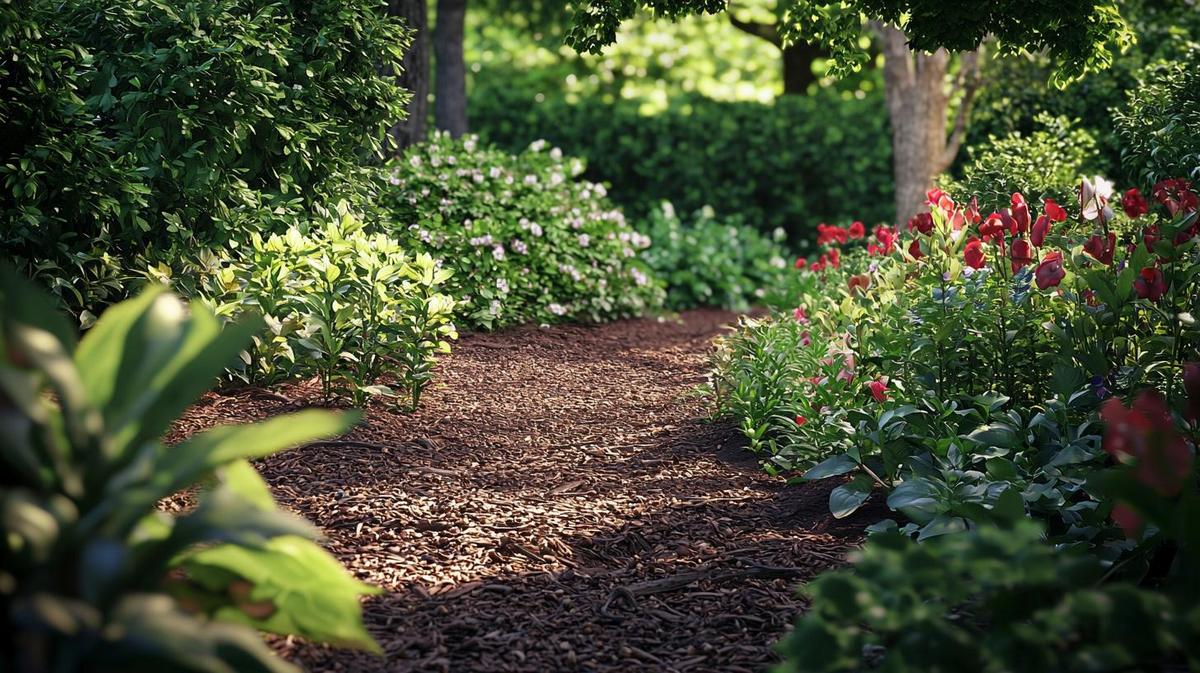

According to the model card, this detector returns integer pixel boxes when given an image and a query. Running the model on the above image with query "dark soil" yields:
[173,309,873,673]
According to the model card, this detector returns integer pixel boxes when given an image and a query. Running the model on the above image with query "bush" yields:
[378,132,664,329]
[640,203,791,311]
[0,0,409,317]
[711,183,1200,543]
[471,86,893,242]
[944,114,1099,214]
[192,205,458,409]
[0,270,378,671]
[1115,48,1200,186]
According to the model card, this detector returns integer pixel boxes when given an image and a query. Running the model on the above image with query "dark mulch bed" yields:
[171,309,874,673]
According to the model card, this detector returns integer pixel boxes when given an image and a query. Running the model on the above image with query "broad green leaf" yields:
[829,474,873,519]
[803,454,857,481]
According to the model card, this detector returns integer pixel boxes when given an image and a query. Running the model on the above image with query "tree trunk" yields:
[388,0,429,152]
[875,23,979,222]
[434,0,469,136]
[781,41,822,94]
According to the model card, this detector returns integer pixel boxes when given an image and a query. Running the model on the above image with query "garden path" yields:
[175,309,868,673]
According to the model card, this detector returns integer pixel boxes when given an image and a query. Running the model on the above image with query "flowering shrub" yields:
[193,205,458,409]
[712,178,1200,546]
[1115,47,1200,186]
[378,132,664,328]
[639,202,791,311]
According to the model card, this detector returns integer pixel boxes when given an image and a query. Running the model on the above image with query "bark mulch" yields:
[172,308,877,673]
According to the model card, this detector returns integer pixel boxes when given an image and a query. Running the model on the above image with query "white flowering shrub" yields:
[379,132,664,328]
[640,202,792,311]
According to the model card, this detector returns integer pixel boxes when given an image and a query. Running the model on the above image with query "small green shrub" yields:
[195,206,457,408]
[379,132,664,329]
[471,87,893,242]
[944,114,1100,214]
[640,203,792,311]
[1115,48,1200,186]
[0,269,378,672]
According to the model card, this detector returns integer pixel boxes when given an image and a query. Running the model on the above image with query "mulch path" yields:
[172,309,875,673]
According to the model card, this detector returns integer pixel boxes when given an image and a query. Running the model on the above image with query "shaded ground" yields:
[174,309,872,673]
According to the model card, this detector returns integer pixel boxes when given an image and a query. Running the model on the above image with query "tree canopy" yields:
[566,0,1134,84]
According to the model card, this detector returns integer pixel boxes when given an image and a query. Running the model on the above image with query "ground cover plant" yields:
[379,132,664,328]
[0,269,377,672]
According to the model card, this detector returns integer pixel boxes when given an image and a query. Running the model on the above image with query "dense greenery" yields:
[1115,47,1200,187]
[640,202,791,310]
[0,271,377,672]
[379,132,665,328]
[1,0,409,316]
[473,87,893,239]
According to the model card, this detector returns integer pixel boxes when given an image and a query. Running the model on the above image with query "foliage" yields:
[0,270,378,672]
[945,114,1100,214]
[1115,47,1200,187]
[564,0,1133,85]
[192,206,458,409]
[472,86,893,241]
[712,180,1200,544]
[777,520,1199,672]
[640,203,792,310]
[378,132,664,329]
[0,0,410,318]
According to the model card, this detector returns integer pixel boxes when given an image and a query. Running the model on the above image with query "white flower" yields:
[530,139,547,152]
[524,175,538,185]
[578,234,590,248]
[661,202,676,219]
[388,175,401,186]
[550,147,563,160]
[489,166,502,179]
[529,222,543,237]
[447,156,457,165]
[490,299,502,315]
[595,184,607,197]
[473,173,484,184]
[464,138,477,152]
[492,245,506,261]
[496,278,509,294]
[512,239,528,254]
[409,155,423,168]
[1081,175,1116,222]
[631,267,648,286]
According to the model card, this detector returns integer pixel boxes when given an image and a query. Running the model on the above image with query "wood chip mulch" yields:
[171,308,879,673]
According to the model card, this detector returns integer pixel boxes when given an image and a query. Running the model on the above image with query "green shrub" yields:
[1115,48,1200,186]
[944,114,1099,214]
[470,86,893,242]
[0,270,378,672]
[193,205,458,409]
[379,132,665,329]
[640,203,792,311]
[0,0,409,317]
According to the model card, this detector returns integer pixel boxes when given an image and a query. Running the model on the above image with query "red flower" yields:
[1083,231,1116,265]
[1185,362,1200,422]
[925,188,948,206]
[1034,251,1065,289]
[1143,225,1160,252]
[1101,391,1193,497]
[867,379,889,403]
[875,225,897,252]
[907,238,924,260]
[828,248,841,269]
[794,257,808,270]
[794,415,808,427]
[1122,188,1149,218]
[963,237,986,269]
[1153,178,1199,217]
[979,213,1008,244]
[1112,503,1144,539]
[907,212,934,235]
[965,197,982,226]
[793,306,810,324]
[1043,198,1067,223]
[1010,238,1035,272]
[847,274,871,295]
[1134,267,1167,301]
[1011,193,1031,233]
[1030,215,1051,247]
[848,221,866,239]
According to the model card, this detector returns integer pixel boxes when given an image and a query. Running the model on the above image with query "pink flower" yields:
[1034,251,1065,290]
[867,379,889,403]
[793,307,810,324]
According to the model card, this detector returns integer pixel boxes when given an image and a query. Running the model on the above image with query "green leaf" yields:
[829,474,873,519]
[887,478,944,524]
[802,454,857,481]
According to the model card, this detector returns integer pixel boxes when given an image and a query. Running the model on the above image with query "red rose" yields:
[1010,238,1035,272]
[1043,198,1067,223]
[1030,215,1051,247]
[963,237,986,269]
[848,221,866,239]
[1034,251,1065,289]
[1083,231,1116,265]
[1122,188,1149,218]
[1134,267,1167,301]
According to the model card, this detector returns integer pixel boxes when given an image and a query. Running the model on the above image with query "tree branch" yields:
[728,13,781,48]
